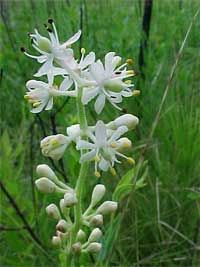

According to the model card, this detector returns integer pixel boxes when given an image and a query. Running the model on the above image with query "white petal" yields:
[95,121,107,144]
[80,150,96,162]
[45,97,53,110]
[63,30,81,47]
[59,78,73,91]
[90,60,105,83]
[76,140,95,150]
[34,56,53,77]
[109,126,128,142]
[82,87,99,105]
[99,157,110,171]
[94,94,106,114]
[105,52,115,74]
[80,52,95,69]
[26,80,47,90]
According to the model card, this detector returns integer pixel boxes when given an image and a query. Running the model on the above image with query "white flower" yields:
[25,75,74,113]
[40,134,70,160]
[76,120,134,177]
[82,52,135,114]
[24,20,81,78]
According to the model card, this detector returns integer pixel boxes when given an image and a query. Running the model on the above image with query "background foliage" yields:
[0,0,200,266]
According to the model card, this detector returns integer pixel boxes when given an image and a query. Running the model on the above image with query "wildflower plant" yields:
[22,19,141,266]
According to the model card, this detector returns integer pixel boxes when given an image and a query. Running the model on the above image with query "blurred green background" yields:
[0,0,200,266]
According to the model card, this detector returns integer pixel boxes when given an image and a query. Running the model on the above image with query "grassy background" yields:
[0,0,200,266]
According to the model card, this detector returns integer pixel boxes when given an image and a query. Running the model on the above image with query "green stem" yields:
[66,87,88,267]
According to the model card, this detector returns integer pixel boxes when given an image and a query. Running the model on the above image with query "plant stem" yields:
[66,87,88,267]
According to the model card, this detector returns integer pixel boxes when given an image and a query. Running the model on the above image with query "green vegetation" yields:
[1,0,200,266]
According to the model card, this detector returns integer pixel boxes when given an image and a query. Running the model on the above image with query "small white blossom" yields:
[40,134,70,160]
[76,120,134,176]
[82,52,135,114]
[24,19,81,78]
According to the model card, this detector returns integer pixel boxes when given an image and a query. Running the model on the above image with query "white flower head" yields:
[82,52,135,114]
[23,19,81,78]
[40,134,70,160]
[76,120,134,177]
[25,74,74,113]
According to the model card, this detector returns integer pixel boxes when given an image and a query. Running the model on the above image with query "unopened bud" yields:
[91,184,106,208]
[77,229,86,242]
[114,114,139,130]
[66,124,81,142]
[52,236,61,246]
[59,198,68,213]
[46,204,61,220]
[56,219,68,232]
[116,137,132,152]
[88,228,102,243]
[90,214,104,226]
[35,177,56,193]
[36,164,57,181]
[72,242,82,253]
[64,192,78,207]
[87,242,102,253]
[97,201,118,215]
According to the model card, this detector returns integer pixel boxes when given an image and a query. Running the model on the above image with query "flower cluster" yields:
[23,19,139,264]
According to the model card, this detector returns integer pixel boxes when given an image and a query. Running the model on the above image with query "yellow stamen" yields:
[127,157,135,165]
[24,95,30,100]
[94,171,101,178]
[94,155,100,162]
[125,80,132,85]
[81,47,86,54]
[110,167,116,176]
[126,70,135,75]
[126,58,134,66]
[53,84,58,89]
[132,90,140,96]
[33,102,41,108]
[110,142,117,148]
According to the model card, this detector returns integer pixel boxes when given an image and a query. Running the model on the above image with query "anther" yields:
[81,47,86,54]
[110,167,116,176]
[24,95,29,100]
[127,157,135,165]
[47,28,53,33]
[33,102,41,108]
[125,80,132,85]
[48,18,54,24]
[44,23,48,28]
[94,171,101,178]
[94,155,100,162]
[122,108,127,114]
[115,71,122,75]
[126,58,134,66]
[132,90,140,96]
[20,47,26,53]
[126,70,134,75]
[110,142,117,148]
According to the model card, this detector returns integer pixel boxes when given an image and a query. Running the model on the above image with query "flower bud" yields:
[35,177,56,193]
[116,137,132,152]
[36,164,57,182]
[97,201,118,215]
[88,228,102,243]
[66,124,81,142]
[87,242,102,253]
[56,219,68,232]
[113,114,139,130]
[77,229,86,242]
[91,184,106,208]
[46,204,61,220]
[52,236,61,246]
[40,134,69,160]
[90,214,104,226]
[72,242,82,253]
[64,192,78,207]
[59,198,68,213]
